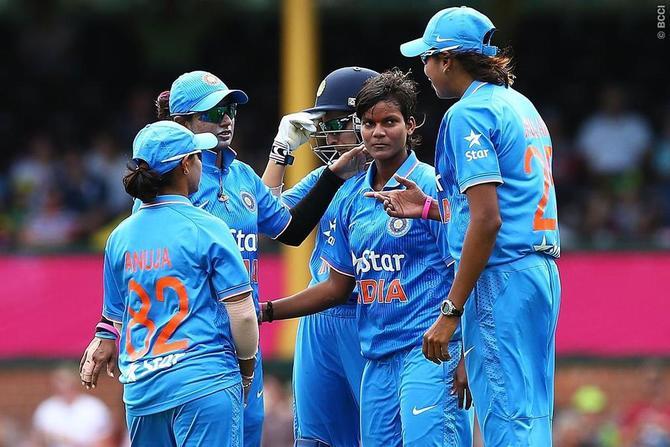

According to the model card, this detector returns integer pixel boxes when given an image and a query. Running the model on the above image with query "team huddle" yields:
[79,6,560,447]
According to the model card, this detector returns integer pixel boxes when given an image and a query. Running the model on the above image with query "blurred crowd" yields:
[553,363,670,447]
[0,366,296,447]
[0,2,669,252]
[1,82,669,252]
[1,364,669,447]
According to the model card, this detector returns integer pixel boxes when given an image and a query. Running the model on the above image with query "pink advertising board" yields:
[1,252,669,359]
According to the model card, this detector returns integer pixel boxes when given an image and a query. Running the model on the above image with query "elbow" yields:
[275,219,308,246]
[241,313,260,329]
[334,291,350,306]
[471,210,502,236]
[276,234,302,246]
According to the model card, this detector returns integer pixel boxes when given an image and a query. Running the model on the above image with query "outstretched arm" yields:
[365,175,441,221]
[260,268,355,322]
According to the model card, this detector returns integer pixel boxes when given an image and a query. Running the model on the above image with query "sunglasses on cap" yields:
[197,104,237,123]
[419,48,452,64]
[319,116,353,132]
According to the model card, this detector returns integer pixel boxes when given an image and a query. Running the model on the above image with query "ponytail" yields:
[122,160,163,202]
[453,46,516,87]
[155,90,171,120]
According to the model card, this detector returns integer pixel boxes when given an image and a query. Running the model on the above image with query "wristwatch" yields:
[440,299,464,317]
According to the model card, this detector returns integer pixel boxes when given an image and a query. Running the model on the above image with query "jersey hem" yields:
[217,284,253,301]
[124,377,240,417]
[320,257,355,278]
[459,174,503,193]
[270,214,293,240]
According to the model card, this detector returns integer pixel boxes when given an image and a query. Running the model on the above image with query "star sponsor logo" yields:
[465,148,489,161]
[464,130,482,148]
[353,249,405,274]
[240,191,257,212]
[230,229,257,252]
[125,363,140,383]
[387,217,411,237]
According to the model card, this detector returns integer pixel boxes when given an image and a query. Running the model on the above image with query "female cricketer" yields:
[369,6,562,446]
[103,121,259,445]
[261,66,379,447]
[260,70,473,447]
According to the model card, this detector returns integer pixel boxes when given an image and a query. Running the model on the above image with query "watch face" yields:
[442,300,454,315]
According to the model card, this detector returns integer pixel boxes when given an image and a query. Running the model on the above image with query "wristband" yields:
[241,372,254,388]
[269,183,284,197]
[421,197,433,220]
[269,143,295,166]
[265,301,274,323]
[95,322,120,340]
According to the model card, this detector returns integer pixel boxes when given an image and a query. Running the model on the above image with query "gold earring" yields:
[183,169,189,175]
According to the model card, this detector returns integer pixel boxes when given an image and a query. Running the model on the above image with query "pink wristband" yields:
[96,322,120,340]
[421,197,433,220]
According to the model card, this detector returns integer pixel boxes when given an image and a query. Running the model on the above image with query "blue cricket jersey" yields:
[435,81,560,266]
[282,166,362,306]
[322,151,459,360]
[103,195,252,416]
[132,148,292,310]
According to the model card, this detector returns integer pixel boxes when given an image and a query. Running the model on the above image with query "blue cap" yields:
[400,7,497,58]
[132,121,218,175]
[304,67,380,114]
[169,71,249,115]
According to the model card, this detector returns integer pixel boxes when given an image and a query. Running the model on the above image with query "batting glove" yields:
[270,112,323,165]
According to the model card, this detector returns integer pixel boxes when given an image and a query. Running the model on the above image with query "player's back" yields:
[104,195,244,416]
[443,83,560,265]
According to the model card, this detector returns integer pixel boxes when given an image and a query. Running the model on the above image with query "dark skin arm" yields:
[261,268,355,321]
[80,335,118,389]
[452,355,472,410]
[422,183,501,364]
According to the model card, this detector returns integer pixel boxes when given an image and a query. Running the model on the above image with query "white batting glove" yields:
[270,112,323,165]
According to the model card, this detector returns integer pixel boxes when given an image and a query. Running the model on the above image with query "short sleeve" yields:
[102,244,124,323]
[416,168,453,266]
[200,219,252,301]
[321,196,355,277]
[281,166,326,208]
[250,170,292,238]
[447,104,503,193]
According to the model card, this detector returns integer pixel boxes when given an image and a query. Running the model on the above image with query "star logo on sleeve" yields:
[464,130,482,148]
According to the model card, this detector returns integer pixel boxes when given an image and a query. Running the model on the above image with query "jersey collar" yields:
[461,80,488,99]
[139,194,192,209]
[364,150,419,191]
[202,146,237,172]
